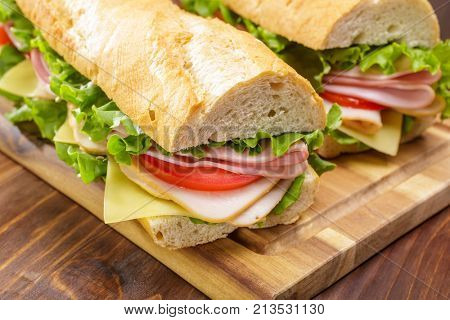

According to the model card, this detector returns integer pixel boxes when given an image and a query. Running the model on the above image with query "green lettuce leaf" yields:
[0,0,19,22]
[181,0,220,17]
[6,98,67,140]
[402,115,415,135]
[107,134,152,165]
[308,152,336,176]
[92,101,140,136]
[432,40,450,119]
[272,173,305,215]
[323,45,370,71]
[182,0,289,53]
[189,217,216,225]
[0,0,34,52]
[0,44,24,77]
[5,103,32,122]
[325,104,342,133]
[55,143,107,183]
[278,45,330,91]
[329,130,360,145]
[360,43,440,74]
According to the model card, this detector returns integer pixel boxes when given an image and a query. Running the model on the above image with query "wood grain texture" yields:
[0,107,449,299]
[0,151,205,300]
[315,207,449,299]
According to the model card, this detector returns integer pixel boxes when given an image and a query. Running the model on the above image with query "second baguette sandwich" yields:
[1,0,337,248]
[182,0,449,158]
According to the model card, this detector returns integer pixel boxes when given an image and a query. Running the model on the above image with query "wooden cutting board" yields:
[0,106,449,299]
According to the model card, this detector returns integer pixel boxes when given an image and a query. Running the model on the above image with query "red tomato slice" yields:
[139,154,261,191]
[0,26,12,46]
[321,91,387,111]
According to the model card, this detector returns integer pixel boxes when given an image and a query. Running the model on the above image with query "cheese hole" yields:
[156,232,164,241]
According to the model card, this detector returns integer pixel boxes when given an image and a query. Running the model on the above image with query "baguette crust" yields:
[222,0,440,49]
[135,166,319,249]
[17,0,325,152]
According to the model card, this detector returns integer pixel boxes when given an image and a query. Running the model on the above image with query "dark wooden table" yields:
[1,0,449,301]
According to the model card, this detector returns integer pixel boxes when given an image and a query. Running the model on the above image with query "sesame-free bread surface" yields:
[221,0,440,50]
[16,0,325,152]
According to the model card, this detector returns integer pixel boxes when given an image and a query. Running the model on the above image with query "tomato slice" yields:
[320,91,387,111]
[0,25,12,46]
[139,154,261,191]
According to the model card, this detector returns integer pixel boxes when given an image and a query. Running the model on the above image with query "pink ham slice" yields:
[323,83,436,109]
[330,67,441,84]
[30,49,51,85]
[323,67,440,110]
[179,140,308,164]
[146,141,309,179]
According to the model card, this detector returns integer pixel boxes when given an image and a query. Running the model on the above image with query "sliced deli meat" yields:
[330,67,441,84]
[323,83,435,109]
[323,68,441,110]
[146,148,308,179]
[177,141,308,164]
[230,178,294,227]
[130,159,279,222]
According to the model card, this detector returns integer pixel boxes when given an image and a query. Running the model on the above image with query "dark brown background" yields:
[0,1,449,300]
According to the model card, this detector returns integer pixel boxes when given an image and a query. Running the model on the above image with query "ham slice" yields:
[324,67,440,110]
[146,149,307,179]
[323,83,435,109]
[330,67,441,84]
[146,141,309,179]
[30,49,51,85]
[178,141,308,164]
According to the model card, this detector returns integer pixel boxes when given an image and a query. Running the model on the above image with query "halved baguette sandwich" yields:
[0,0,337,248]
[181,0,449,158]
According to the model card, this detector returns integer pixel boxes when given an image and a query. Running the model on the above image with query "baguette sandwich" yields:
[0,0,338,248]
[181,0,449,158]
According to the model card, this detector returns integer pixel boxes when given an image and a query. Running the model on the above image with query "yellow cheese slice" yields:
[338,110,403,156]
[54,117,78,144]
[0,59,38,97]
[104,159,190,224]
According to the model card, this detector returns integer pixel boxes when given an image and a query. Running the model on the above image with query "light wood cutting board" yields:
[0,106,449,299]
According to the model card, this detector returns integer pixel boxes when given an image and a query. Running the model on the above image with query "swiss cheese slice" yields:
[339,110,403,156]
[0,60,38,97]
[123,161,279,222]
[230,178,294,227]
[104,159,190,224]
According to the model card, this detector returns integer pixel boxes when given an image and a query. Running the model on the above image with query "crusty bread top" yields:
[16,0,325,152]
[222,0,440,50]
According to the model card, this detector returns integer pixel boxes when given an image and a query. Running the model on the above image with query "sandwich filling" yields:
[0,0,335,227]
[181,0,450,156]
